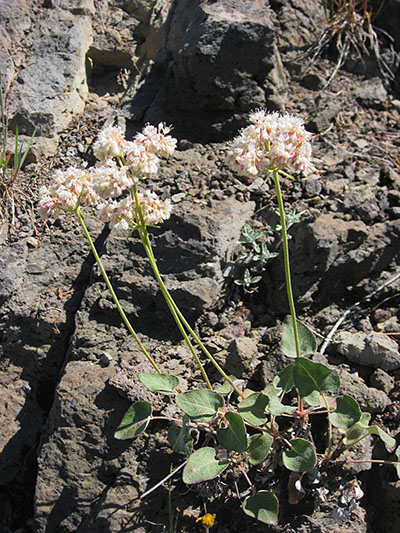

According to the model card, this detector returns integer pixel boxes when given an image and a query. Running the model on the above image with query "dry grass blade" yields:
[299,2,395,89]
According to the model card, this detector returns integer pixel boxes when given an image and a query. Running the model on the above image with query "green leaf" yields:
[215,376,244,395]
[237,393,269,425]
[331,396,361,429]
[343,413,371,445]
[394,446,400,479]
[215,380,233,395]
[168,415,192,455]
[243,491,279,525]
[247,433,273,465]
[282,438,317,472]
[292,358,340,405]
[217,412,247,453]
[175,390,224,421]
[264,379,283,396]
[268,395,297,416]
[182,447,229,484]
[281,316,316,358]
[367,425,396,452]
[252,242,279,262]
[138,373,179,395]
[276,363,295,393]
[114,401,152,440]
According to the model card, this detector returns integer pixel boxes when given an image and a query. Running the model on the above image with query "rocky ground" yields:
[1,1,400,532]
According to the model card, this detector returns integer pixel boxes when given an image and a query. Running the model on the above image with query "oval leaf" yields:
[243,491,279,525]
[293,358,340,405]
[168,415,192,455]
[331,396,361,429]
[276,363,295,393]
[237,393,269,426]
[182,447,229,484]
[138,373,179,395]
[247,433,273,465]
[115,401,152,440]
[367,425,396,452]
[395,445,400,479]
[217,412,247,453]
[283,438,316,472]
[281,316,316,358]
[215,376,244,395]
[176,390,224,421]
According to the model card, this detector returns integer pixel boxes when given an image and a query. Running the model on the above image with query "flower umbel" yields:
[98,190,172,235]
[38,166,98,218]
[225,110,312,178]
[135,122,177,157]
[125,122,177,180]
[196,513,216,528]
[90,160,131,199]
[93,125,127,161]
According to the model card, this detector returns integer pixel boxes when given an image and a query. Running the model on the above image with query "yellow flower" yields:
[196,513,216,528]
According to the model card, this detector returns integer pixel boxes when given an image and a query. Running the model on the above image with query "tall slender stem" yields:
[75,209,162,374]
[131,186,245,398]
[272,171,301,359]
[130,185,212,389]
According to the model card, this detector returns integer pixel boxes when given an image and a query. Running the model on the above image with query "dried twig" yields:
[320,271,400,355]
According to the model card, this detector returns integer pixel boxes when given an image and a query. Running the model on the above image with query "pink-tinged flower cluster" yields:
[225,110,312,177]
[90,160,131,199]
[99,190,172,235]
[38,122,176,229]
[135,123,177,158]
[125,123,177,179]
[38,167,99,218]
[93,126,127,161]
[125,142,160,178]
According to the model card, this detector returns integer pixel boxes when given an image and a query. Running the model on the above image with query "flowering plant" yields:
[39,112,399,526]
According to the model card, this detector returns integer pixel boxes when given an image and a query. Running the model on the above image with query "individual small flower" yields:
[135,122,177,157]
[93,125,127,161]
[196,513,216,528]
[90,160,131,199]
[38,166,99,218]
[125,141,160,178]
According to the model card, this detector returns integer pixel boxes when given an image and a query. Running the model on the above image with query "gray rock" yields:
[122,0,288,141]
[338,368,391,414]
[0,240,27,305]
[307,98,342,133]
[354,77,388,110]
[0,225,93,494]
[101,197,255,321]
[225,336,259,376]
[266,213,400,314]
[335,331,400,371]
[370,368,395,395]
[7,5,92,158]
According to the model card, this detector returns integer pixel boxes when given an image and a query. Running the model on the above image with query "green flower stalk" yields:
[38,123,245,398]
[38,162,162,374]
[225,109,313,359]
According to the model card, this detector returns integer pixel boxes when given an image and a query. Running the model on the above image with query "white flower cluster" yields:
[225,110,312,178]
[39,123,176,234]
[99,190,172,235]
[90,160,131,199]
[38,167,98,219]
[93,125,127,161]
[126,123,177,178]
